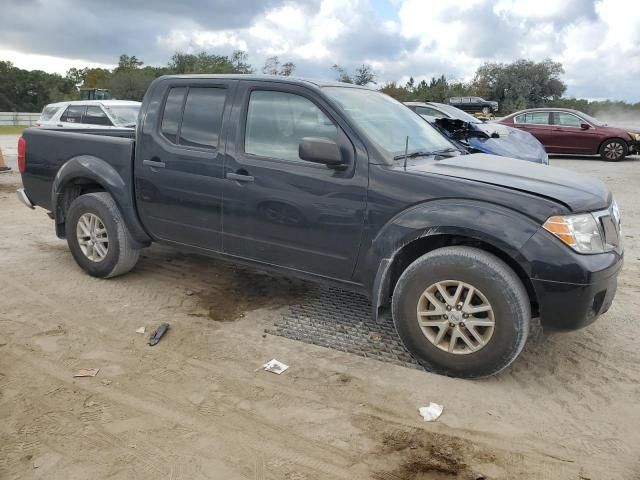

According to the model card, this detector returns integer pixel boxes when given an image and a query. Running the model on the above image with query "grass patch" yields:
[0,125,28,135]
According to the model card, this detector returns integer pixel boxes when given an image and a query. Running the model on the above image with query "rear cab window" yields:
[243,90,338,163]
[160,87,226,149]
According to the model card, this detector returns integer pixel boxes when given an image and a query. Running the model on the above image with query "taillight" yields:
[17,136,26,173]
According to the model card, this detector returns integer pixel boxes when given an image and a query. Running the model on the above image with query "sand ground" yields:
[1,151,639,479]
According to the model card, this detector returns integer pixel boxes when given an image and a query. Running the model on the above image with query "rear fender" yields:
[52,155,150,246]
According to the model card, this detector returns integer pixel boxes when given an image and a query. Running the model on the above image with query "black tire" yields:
[600,138,628,162]
[65,192,140,278]
[391,246,530,378]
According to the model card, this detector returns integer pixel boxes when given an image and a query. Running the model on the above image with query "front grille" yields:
[595,203,622,252]
[600,214,619,248]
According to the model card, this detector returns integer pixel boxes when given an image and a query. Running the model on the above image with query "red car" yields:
[498,108,640,161]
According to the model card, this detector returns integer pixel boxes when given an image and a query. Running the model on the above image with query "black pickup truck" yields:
[16,75,623,378]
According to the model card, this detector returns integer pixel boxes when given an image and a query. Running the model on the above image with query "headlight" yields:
[628,132,640,141]
[543,214,604,254]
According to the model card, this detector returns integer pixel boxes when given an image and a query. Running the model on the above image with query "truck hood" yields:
[405,153,611,212]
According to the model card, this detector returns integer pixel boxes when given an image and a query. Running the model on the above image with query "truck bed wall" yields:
[21,128,135,211]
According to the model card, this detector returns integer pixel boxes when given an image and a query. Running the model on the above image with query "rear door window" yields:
[553,112,582,127]
[60,105,86,124]
[161,87,186,143]
[179,88,226,149]
[84,106,113,126]
[244,90,338,163]
[515,112,550,125]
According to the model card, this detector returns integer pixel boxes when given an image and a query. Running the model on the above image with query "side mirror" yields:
[299,137,344,167]
[580,123,590,130]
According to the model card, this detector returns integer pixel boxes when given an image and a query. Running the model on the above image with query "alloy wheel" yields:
[416,280,495,354]
[76,213,109,262]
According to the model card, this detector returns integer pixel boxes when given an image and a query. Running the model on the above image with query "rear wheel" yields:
[65,192,140,278]
[600,139,627,161]
[392,246,530,378]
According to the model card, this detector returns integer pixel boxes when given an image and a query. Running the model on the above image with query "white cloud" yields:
[0,49,113,74]
[1,0,639,101]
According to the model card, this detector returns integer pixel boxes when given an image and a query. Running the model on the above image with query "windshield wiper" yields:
[121,123,137,128]
[393,147,461,160]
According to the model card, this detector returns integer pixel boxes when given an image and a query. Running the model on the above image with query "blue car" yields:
[405,101,549,164]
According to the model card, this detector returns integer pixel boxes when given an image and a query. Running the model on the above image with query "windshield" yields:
[431,103,481,123]
[323,87,453,159]
[103,105,140,127]
[578,111,606,126]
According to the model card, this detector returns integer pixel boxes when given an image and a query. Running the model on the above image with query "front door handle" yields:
[143,159,166,169]
[227,172,254,183]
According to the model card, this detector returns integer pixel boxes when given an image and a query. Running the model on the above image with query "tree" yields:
[109,69,155,101]
[167,50,254,74]
[65,67,89,87]
[0,61,74,111]
[83,68,112,89]
[332,64,376,85]
[262,56,296,76]
[115,54,144,72]
[472,59,566,113]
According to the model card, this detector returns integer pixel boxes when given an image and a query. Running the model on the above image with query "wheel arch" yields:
[381,233,538,316]
[598,137,629,155]
[52,155,151,247]
[367,200,541,320]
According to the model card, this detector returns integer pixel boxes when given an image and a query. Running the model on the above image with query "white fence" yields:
[0,112,40,126]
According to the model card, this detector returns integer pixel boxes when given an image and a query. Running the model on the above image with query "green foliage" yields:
[332,64,376,85]
[0,61,74,111]
[472,59,566,112]
[168,50,254,74]
[109,69,156,101]
[380,75,474,103]
[262,56,296,76]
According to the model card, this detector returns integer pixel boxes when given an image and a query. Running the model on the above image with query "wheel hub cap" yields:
[416,280,495,355]
[77,213,109,262]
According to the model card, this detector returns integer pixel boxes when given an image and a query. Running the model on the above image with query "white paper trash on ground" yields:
[419,402,443,421]
[73,368,100,378]
[262,359,289,374]
[135,327,145,334]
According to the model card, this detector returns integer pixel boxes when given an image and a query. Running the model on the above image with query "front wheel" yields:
[65,192,140,278]
[600,139,627,162]
[392,246,530,378]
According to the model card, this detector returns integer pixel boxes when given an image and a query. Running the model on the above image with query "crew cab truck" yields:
[16,75,623,378]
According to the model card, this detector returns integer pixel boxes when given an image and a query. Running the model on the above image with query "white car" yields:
[36,100,141,129]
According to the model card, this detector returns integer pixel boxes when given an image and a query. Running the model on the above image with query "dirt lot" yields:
[1,154,639,479]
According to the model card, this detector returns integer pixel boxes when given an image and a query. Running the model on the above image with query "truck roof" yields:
[156,74,370,89]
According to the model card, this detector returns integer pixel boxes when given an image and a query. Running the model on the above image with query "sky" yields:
[1,0,639,102]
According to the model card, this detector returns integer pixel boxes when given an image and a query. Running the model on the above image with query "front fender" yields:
[364,199,542,316]
[52,155,150,246]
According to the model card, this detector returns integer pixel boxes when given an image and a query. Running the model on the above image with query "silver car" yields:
[36,100,141,129]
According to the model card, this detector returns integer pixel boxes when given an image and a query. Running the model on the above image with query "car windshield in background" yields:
[434,104,481,123]
[103,105,140,127]
[324,87,453,158]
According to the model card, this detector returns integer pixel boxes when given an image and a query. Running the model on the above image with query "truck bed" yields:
[21,127,136,211]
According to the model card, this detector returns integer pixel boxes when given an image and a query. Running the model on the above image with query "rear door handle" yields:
[227,172,254,183]
[143,159,166,169]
